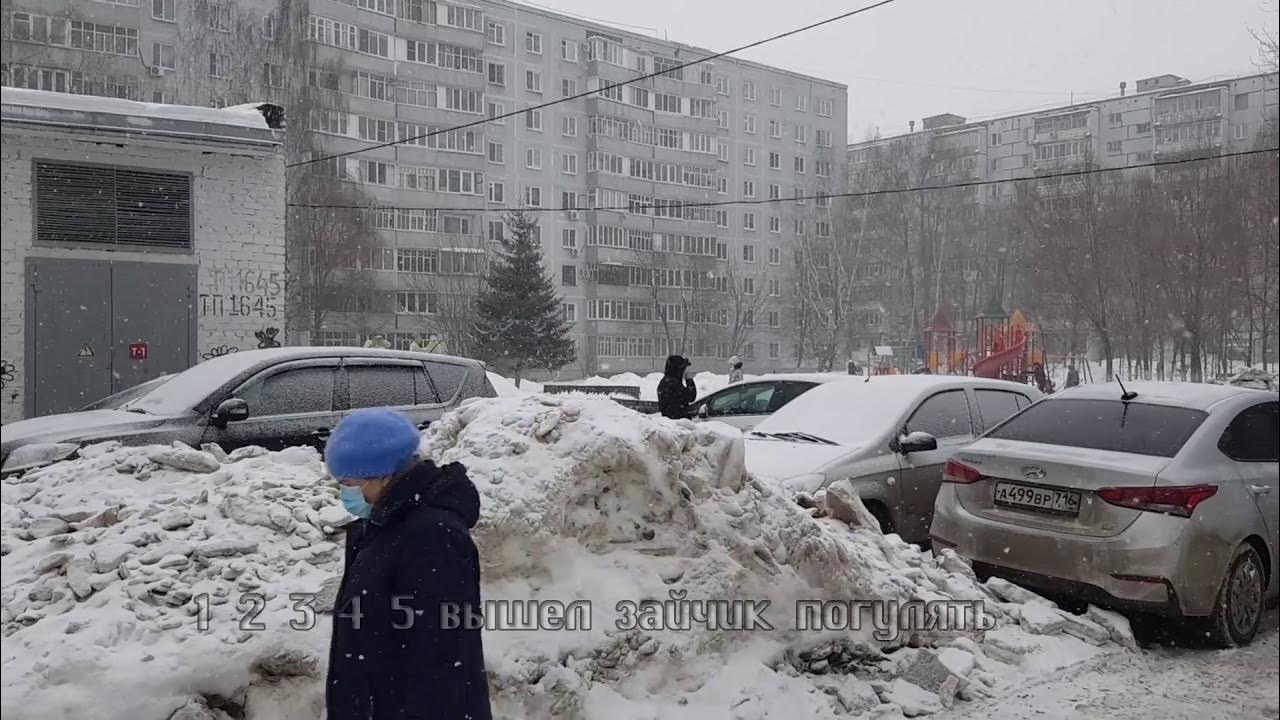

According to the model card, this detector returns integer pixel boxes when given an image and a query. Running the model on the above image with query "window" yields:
[487,62,505,86]
[487,101,505,123]
[988,399,1208,458]
[743,180,756,198]
[443,5,483,32]
[794,124,807,143]
[905,390,974,440]
[444,87,483,113]
[717,142,729,162]
[743,147,757,166]
[486,140,504,164]
[487,220,504,242]
[716,210,729,228]
[260,63,284,88]
[1109,112,1122,125]
[1136,122,1152,134]
[743,244,756,262]
[561,152,578,174]
[487,180,504,203]
[238,367,336,416]
[524,185,542,207]
[562,228,577,248]
[69,21,138,56]
[396,292,438,315]
[261,14,276,38]
[794,156,806,173]
[1233,123,1249,140]
[562,115,577,136]
[816,129,832,148]
[525,109,543,131]
[34,161,192,249]
[561,39,578,62]
[526,147,542,169]
[768,183,781,200]
[654,93,680,114]
[817,98,833,117]
[742,278,755,295]
[208,2,232,31]
[793,219,805,236]
[1106,140,1122,153]
[562,78,577,97]
[714,75,730,95]
[208,53,231,78]
[744,113,757,134]
[768,247,781,264]
[526,69,542,93]
[152,0,175,21]
[562,265,577,286]
[151,43,175,69]
[358,116,394,142]
[795,95,808,112]
[486,21,505,45]
[768,152,781,170]
[346,364,421,408]
[707,383,777,417]
[1234,93,1249,110]
[743,212,756,230]
[769,87,781,106]
[525,31,542,54]
[357,27,390,57]
[742,81,756,101]
[768,279,780,297]
[5,64,70,93]
[562,303,577,322]
[1219,402,1279,461]
[974,390,1027,431]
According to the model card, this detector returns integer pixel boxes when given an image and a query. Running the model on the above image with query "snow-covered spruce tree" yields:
[474,210,576,386]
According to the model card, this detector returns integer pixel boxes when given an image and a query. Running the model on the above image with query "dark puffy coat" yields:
[657,355,697,419]
[327,460,492,720]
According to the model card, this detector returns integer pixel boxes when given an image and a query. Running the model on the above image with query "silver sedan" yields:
[930,382,1279,646]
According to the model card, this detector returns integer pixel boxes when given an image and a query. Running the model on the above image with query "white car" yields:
[745,375,1043,544]
[690,373,851,431]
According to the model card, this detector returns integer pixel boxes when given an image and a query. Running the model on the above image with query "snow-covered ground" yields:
[3,395,1150,719]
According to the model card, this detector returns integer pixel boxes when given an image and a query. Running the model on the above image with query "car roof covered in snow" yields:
[739,372,856,384]
[1,87,282,146]
[1050,381,1277,411]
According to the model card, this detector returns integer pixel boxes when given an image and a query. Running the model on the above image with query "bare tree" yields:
[722,261,771,358]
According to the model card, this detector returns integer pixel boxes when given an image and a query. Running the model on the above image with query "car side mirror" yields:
[896,431,938,454]
[697,404,709,419]
[212,398,250,428]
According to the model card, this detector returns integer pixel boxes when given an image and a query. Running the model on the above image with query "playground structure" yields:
[923,299,1053,392]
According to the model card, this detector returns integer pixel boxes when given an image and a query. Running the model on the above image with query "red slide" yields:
[972,339,1027,379]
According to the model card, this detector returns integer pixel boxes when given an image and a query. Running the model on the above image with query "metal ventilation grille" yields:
[35,161,192,249]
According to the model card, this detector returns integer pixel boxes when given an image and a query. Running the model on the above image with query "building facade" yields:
[844,71,1279,355]
[0,88,286,422]
[1,0,849,377]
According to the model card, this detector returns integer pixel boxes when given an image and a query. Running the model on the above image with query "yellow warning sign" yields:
[78,344,94,358]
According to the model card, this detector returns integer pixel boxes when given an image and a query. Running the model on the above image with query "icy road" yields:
[939,610,1280,720]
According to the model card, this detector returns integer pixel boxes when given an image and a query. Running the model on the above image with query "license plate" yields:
[994,482,1082,516]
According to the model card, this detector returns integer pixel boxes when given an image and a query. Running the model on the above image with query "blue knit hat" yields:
[325,408,421,480]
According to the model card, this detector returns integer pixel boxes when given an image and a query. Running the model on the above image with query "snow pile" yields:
[2,396,1136,719]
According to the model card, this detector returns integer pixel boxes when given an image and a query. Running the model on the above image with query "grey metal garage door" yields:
[25,257,197,417]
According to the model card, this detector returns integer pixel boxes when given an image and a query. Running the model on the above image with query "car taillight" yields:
[1095,484,1218,518]
[942,459,983,484]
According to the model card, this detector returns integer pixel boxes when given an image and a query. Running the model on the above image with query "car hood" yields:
[743,436,855,484]
[0,410,172,451]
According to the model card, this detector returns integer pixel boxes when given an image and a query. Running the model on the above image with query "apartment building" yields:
[845,71,1279,347]
[1,0,848,376]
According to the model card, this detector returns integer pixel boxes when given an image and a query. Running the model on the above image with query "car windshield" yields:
[987,398,1209,458]
[81,376,172,411]
[121,353,267,416]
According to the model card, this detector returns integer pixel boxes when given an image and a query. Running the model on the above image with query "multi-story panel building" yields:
[845,71,1278,352]
[1,0,848,376]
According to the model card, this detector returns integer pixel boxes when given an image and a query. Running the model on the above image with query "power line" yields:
[286,146,1278,214]
[287,0,902,169]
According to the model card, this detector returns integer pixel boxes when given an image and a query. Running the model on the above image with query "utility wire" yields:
[286,145,1279,213]
[287,0,902,168]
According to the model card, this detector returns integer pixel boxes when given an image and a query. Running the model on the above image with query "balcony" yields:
[1031,155,1087,173]
[1154,107,1223,127]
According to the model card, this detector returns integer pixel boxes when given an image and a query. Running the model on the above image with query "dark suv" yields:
[0,348,495,475]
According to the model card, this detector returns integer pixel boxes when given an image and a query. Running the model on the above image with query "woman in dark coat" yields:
[324,408,493,720]
[657,355,697,419]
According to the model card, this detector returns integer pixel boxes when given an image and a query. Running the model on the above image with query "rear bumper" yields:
[931,485,1231,617]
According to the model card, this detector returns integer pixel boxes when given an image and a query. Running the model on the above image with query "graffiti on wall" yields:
[202,344,239,361]
[200,266,283,319]
[255,327,282,349]
[0,360,14,390]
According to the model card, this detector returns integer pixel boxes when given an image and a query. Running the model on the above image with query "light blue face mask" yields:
[340,485,372,519]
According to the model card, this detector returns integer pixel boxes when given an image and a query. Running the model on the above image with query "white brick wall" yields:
[0,126,286,423]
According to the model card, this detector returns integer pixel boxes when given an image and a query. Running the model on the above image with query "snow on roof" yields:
[1,88,273,129]
[1055,381,1272,410]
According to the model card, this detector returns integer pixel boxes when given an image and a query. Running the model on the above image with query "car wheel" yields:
[1204,544,1266,648]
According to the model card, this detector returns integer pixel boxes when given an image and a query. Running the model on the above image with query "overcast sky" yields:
[537,0,1276,140]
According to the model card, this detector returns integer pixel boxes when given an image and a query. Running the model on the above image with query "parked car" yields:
[80,374,173,411]
[690,373,852,430]
[0,348,495,476]
[929,382,1279,646]
[745,375,1042,543]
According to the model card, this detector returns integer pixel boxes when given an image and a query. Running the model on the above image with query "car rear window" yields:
[986,398,1208,458]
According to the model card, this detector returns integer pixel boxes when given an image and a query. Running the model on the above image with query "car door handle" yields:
[312,428,331,440]
[1248,485,1272,496]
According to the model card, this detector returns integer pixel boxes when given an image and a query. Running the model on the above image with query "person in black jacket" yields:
[657,354,697,419]
[324,408,492,720]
